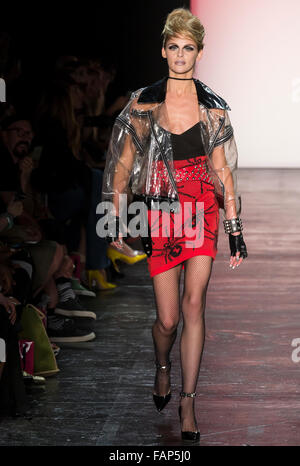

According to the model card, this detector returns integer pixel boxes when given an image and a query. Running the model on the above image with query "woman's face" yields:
[162,35,203,75]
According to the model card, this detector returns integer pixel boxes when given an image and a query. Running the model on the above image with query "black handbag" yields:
[132,195,153,257]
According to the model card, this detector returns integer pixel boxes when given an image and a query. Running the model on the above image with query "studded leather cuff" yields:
[223,217,243,234]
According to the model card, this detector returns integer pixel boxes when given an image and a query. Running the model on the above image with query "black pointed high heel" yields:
[178,391,200,443]
[152,360,171,412]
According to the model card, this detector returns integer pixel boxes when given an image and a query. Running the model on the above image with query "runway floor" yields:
[0,168,300,446]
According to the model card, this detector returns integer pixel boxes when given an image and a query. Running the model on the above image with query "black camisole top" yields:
[171,122,206,160]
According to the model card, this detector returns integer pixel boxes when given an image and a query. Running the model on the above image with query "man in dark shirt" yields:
[0,115,40,239]
[0,142,21,194]
[0,115,31,190]
[0,114,34,198]
[0,143,21,216]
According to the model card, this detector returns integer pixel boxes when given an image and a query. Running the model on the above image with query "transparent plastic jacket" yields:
[101,77,240,220]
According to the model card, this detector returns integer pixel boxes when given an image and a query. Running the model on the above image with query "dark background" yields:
[2,0,190,111]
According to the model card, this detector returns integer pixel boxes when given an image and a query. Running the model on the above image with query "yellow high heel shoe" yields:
[86,270,117,290]
[106,243,147,273]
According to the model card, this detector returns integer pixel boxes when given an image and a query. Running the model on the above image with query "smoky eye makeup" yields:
[167,44,196,51]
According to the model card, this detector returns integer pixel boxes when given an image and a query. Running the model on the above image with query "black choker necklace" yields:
[168,76,193,81]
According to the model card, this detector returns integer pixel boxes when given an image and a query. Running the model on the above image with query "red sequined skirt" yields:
[147,155,219,277]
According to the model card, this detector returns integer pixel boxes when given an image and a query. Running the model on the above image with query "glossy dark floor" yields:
[0,168,300,446]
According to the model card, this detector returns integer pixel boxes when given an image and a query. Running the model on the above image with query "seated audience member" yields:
[32,78,117,289]
[69,59,146,275]
[0,237,31,417]
[0,290,29,417]
[71,58,129,168]
[0,115,96,343]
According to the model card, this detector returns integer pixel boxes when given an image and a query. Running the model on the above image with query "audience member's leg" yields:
[47,188,88,254]
[0,306,28,416]
[41,251,75,309]
[28,241,64,298]
[86,168,110,273]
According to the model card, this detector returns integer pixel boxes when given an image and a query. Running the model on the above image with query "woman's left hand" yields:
[229,232,248,269]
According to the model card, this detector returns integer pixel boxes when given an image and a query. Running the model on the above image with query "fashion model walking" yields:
[101,8,248,443]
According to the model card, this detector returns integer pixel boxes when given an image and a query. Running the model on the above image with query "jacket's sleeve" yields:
[101,96,140,217]
[211,109,241,220]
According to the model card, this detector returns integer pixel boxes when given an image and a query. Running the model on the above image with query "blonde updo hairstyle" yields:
[162,8,205,51]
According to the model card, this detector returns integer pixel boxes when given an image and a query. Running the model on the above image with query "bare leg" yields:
[54,254,75,280]
[152,263,182,396]
[43,277,58,309]
[180,255,213,432]
[42,253,75,309]
[32,243,64,299]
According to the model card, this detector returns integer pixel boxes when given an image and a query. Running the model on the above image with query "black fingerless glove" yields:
[229,232,248,258]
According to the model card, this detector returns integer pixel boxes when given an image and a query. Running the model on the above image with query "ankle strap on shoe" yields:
[180,391,196,397]
[155,360,171,370]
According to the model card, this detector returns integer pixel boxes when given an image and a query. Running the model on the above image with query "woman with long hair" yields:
[102,8,248,443]
[34,76,116,289]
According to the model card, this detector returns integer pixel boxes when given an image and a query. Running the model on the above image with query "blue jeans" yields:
[48,186,87,253]
[48,169,110,270]
[85,168,110,270]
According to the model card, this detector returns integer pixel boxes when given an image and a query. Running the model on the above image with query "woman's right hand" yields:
[0,293,20,325]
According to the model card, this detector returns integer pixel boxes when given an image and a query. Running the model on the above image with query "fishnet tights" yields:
[152,255,213,432]
[152,263,182,397]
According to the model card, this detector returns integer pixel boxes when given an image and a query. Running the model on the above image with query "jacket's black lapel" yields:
[137,76,231,110]
[137,77,168,104]
[194,79,231,110]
